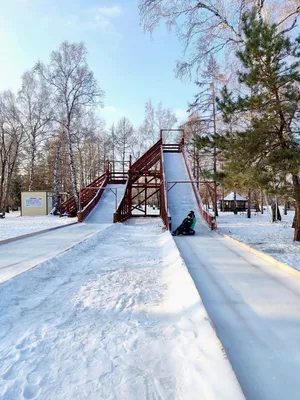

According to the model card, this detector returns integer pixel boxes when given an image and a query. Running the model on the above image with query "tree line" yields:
[139,0,300,240]
[0,41,177,215]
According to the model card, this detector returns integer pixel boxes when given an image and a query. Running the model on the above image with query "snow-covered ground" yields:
[0,185,126,282]
[132,205,160,216]
[0,219,243,400]
[0,213,76,242]
[217,208,300,270]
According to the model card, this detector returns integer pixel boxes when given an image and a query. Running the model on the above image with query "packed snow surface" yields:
[0,223,110,283]
[217,208,300,270]
[0,219,243,400]
[0,213,76,242]
[0,183,125,283]
[164,151,300,400]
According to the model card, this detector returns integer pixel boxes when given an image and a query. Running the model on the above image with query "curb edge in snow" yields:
[0,221,78,246]
[0,224,115,285]
[218,231,300,279]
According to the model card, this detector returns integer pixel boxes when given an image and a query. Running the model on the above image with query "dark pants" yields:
[173,222,193,235]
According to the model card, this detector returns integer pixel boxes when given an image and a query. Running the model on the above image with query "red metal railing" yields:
[182,148,217,230]
[77,176,109,222]
[61,168,128,220]
[162,143,181,153]
[160,145,170,229]
[130,140,162,178]
[113,179,131,223]
[61,171,108,217]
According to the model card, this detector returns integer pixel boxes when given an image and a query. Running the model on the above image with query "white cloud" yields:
[102,106,118,114]
[100,106,125,125]
[174,108,188,122]
[92,5,122,32]
[40,5,122,35]
[96,6,122,17]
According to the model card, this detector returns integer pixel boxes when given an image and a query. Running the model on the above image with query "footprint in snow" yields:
[23,385,40,399]
[3,364,18,380]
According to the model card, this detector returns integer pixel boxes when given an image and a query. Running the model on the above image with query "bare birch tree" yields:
[0,91,24,213]
[115,117,134,174]
[36,41,104,208]
[18,69,52,191]
[139,100,177,149]
[139,0,300,78]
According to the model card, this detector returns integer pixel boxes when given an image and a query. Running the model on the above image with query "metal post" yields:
[78,189,82,213]
[145,175,147,215]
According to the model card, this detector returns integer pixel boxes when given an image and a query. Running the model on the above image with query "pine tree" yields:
[217,9,300,240]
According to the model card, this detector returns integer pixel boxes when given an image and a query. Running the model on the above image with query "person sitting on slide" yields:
[172,211,196,236]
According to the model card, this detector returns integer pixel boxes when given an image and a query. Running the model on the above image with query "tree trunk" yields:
[260,189,264,214]
[247,188,251,218]
[28,145,36,191]
[78,147,85,188]
[52,141,61,215]
[0,159,7,213]
[122,148,125,175]
[3,149,18,214]
[292,175,300,241]
[284,200,288,215]
[66,124,79,209]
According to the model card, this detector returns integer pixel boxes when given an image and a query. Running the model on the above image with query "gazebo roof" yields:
[224,192,247,201]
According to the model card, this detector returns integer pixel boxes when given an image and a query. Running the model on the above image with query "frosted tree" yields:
[0,91,24,214]
[18,69,52,191]
[139,100,177,150]
[36,41,104,208]
[115,117,135,174]
[139,0,300,78]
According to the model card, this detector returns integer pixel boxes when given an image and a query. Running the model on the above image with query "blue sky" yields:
[0,0,197,126]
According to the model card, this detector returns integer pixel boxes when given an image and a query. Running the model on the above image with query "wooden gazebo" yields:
[221,192,248,212]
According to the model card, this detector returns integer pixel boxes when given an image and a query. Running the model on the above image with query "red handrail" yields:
[77,176,109,222]
[61,171,108,217]
[160,145,170,229]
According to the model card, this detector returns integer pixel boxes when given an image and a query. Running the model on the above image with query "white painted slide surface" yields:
[164,151,300,400]
[86,184,126,224]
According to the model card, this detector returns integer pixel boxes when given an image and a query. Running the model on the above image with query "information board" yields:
[25,197,43,207]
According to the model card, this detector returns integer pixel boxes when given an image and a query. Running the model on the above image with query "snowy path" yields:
[0,223,110,283]
[0,220,243,400]
[0,214,77,242]
[0,184,125,283]
[164,152,300,400]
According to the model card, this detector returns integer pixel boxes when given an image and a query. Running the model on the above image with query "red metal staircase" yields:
[113,139,170,228]
[60,168,126,221]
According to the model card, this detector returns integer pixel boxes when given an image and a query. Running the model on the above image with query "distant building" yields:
[221,192,248,212]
